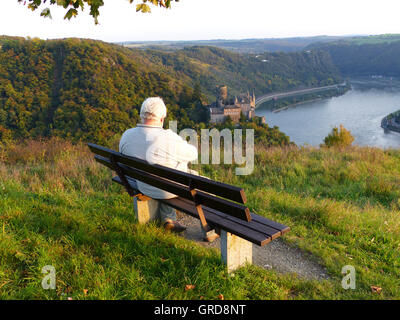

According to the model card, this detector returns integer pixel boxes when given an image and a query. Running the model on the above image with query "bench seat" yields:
[112,176,289,246]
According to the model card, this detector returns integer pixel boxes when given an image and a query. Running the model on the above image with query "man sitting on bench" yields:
[119,97,198,233]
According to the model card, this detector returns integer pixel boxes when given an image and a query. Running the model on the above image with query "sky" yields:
[1,0,400,42]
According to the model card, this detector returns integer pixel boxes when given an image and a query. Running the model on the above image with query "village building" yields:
[209,85,257,123]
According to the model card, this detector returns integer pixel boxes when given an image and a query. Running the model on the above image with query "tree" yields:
[0,125,12,147]
[322,124,354,148]
[17,0,180,24]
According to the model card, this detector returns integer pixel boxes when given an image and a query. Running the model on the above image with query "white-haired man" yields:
[119,97,198,233]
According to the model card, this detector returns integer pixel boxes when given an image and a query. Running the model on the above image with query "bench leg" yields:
[133,197,160,224]
[220,230,252,273]
[199,222,220,242]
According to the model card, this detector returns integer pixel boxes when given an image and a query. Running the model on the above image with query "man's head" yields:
[140,97,167,127]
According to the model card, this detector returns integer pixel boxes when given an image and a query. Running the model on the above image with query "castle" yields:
[209,85,257,123]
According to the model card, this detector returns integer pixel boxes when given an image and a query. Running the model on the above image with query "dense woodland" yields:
[144,46,341,100]
[308,37,400,77]
[0,36,205,144]
[0,36,342,145]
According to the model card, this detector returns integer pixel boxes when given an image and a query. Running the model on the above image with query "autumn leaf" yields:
[40,8,52,18]
[136,3,151,13]
[64,8,78,20]
[218,294,224,300]
[371,286,382,294]
[185,284,195,291]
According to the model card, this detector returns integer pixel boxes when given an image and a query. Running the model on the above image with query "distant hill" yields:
[306,34,400,76]
[308,34,400,46]
[0,36,341,143]
[119,36,349,53]
[124,34,400,79]
[142,46,342,101]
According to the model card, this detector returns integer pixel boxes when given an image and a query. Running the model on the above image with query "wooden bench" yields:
[88,143,290,272]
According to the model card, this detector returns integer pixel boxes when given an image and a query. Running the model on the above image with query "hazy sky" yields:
[1,0,400,42]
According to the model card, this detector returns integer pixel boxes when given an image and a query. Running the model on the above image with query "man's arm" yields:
[165,129,198,163]
[144,129,198,169]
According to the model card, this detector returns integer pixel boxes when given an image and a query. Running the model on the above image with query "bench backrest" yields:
[88,143,251,222]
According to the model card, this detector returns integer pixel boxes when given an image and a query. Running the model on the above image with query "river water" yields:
[255,78,400,148]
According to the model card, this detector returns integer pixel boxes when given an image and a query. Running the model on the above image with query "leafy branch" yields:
[17,0,179,24]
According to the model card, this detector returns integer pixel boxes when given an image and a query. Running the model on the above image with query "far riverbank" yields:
[271,98,325,113]
[259,85,350,113]
[381,110,400,134]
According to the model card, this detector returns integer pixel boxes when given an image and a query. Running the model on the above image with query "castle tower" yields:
[216,85,228,100]
[216,85,228,108]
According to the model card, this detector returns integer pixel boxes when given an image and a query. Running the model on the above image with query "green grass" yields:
[196,145,400,299]
[0,139,399,299]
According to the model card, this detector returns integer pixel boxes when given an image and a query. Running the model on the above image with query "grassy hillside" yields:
[0,139,398,299]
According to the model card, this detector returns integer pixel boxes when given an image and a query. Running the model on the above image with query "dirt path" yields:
[176,212,329,280]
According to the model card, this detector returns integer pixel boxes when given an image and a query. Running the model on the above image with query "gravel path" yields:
[176,212,330,280]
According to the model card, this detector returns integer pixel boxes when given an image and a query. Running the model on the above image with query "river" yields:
[255,78,400,148]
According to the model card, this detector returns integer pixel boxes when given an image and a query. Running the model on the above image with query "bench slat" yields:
[88,143,246,204]
[97,155,251,222]
[112,176,289,246]
[251,214,290,235]
[166,197,270,246]
[203,205,286,241]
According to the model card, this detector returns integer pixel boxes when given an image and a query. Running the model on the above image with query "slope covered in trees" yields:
[142,46,342,100]
[0,36,205,144]
[0,36,342,144]
[307,36,400,76]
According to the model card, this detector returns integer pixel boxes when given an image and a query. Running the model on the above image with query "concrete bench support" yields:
[133,196,253,273]
[133,197,159,224]
[220,230,252,273]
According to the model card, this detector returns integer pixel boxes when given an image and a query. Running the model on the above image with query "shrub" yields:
[322,124,354,148]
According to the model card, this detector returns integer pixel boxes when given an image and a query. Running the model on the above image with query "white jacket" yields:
[119,124,198,199]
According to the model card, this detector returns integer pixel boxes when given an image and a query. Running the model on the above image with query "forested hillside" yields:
[307,36,400,76]
[143,46,341,99]
[0,36,205,144]
[0,36,341,144]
